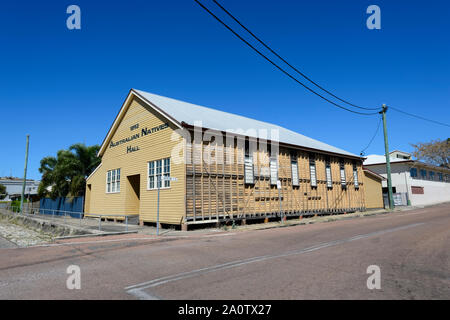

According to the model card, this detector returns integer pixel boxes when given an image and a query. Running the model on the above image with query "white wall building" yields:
[363,151,450,207]
[0,178,40,201]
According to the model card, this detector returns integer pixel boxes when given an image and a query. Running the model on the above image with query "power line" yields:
[360,116,382,156]
[389,106,450,128]
[211,0,379,111]
[193,0,380,116]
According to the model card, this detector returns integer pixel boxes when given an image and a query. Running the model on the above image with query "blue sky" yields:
[0,0,449,180]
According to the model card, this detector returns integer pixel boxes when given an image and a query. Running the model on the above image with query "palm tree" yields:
[38,155,58,198]
[38,143,100,199]
[67,143,101,196]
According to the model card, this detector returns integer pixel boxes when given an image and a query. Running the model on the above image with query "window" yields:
[156,159,162,188]
[340,160,346,187]
[411,186,424,194]
[116,169,121,192]
[410,168,418,178]
[148,161,155,189]
[111,170,116,192]
[291,152,299,187]
[244,142,254,185]
[382,187,397,194]
[106,169,120,193]
[107,171,111,192]
[429,171,435,181]
[244,154,254,184]
[163,158,170,188]
[325,157,332,188]
[270,154,278,186]
[420,169,427,179]
[353,162,359,189]
[309,155,317,188]
[438,173,443,181]
[148,158,170,189]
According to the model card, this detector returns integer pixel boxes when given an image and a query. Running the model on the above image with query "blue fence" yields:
[39,197,84,218]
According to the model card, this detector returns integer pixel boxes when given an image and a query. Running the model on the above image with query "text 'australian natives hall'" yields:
[109,123,170,148]
[86,89,366,230]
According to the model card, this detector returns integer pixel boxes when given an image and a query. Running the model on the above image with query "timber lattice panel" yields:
[185,142,365,222]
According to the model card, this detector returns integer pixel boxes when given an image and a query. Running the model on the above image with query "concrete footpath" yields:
[0,208,220,246]
[0,236,17,248]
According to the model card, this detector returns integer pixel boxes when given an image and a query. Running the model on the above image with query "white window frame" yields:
[291,153,299,187]
[106,168,121,193]
[244,142,254,185]
[340,160,346,187]
[147,158,171,190]
[353,163,359,189]
[106,170,111,193]
[270,154,278,186]
[244,154,254,185]
[325,160,332,188]
[309,156,317,188]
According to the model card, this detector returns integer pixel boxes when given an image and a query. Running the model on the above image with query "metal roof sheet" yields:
[363,154,411,165]
[134,89,359,158]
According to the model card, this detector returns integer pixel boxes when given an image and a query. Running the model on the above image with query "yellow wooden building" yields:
[85,89,367,229]
[362,168,385,209]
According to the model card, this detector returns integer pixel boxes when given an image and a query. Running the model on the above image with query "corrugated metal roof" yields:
[134,89,359,158]
[362,167,386,180]
[363,154,411,165]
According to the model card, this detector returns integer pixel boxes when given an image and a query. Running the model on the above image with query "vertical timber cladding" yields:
[85,96,186,225]
[185,133,365,222]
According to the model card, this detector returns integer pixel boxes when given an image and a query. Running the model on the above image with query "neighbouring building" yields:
[85,89,367,229]
[0,177,40,201]
[363,150,450,207]
[362,167,385,209]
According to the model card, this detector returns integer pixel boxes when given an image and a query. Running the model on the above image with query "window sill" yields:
[146,187,172,191]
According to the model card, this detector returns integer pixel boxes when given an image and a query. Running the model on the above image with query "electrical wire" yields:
[194,0,380,116]
[211,0,380,111]
[389,106,450,128]
[360,116,382,156]
[195,1,449,128]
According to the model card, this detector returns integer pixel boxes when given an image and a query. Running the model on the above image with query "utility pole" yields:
[156,175,161,236]
[20,135,30,214]
[380,105,394,210]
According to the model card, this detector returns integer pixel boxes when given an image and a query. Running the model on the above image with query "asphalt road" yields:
[0,203,449,299]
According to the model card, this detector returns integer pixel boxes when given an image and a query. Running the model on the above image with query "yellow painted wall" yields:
[363,172,384,209]
[86,96,186,225]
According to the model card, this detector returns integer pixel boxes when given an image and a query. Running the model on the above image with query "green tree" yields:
[38,143,100,199]
[411,138,449,168]
[0,183,7,200]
